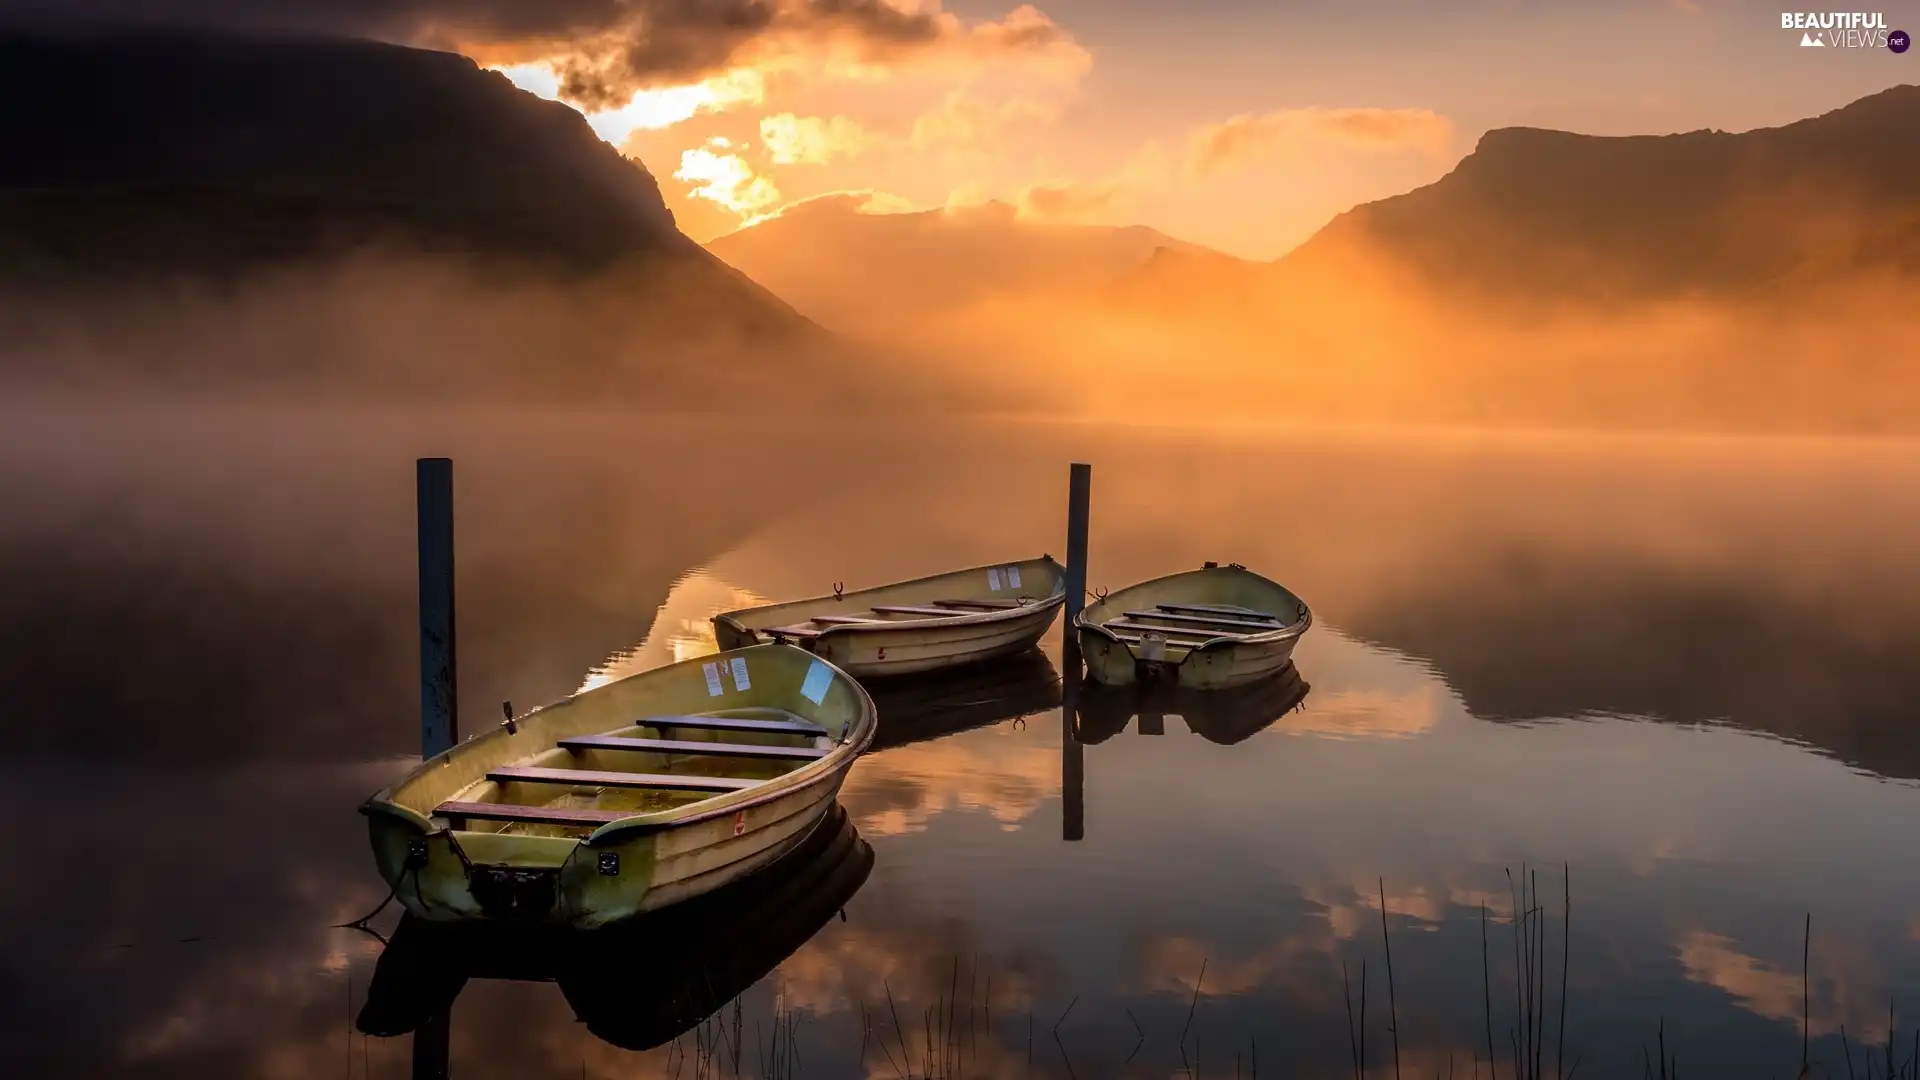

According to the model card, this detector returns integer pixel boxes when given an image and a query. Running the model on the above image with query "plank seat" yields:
[762,624,822,639]
[870,605,971,618]
[1125,609,1279,633]
[1104,620,1250,641]
[487,766,758,792]
[933,598,1023,610]
[641,714,827,737]
[1155,602,1280,621]
[435,800,631,828]
[1104,632,1201,650]
[559,734,829,761]
[810,614,887,625]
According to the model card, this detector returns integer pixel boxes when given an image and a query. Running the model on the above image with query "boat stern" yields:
[363,802,663,927]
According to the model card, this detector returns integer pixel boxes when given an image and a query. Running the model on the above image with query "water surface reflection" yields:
[3,406,1918,1077]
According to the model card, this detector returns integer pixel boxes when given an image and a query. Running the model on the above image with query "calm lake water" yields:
[4,403,1919,1078]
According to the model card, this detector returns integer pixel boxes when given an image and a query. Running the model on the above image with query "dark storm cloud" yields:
[0,1,1074,104]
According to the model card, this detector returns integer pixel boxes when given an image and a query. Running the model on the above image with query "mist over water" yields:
[4,399,1919,1077]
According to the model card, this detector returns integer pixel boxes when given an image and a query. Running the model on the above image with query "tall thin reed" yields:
[1805,914,1813,1070]
[1381,878,1403,1080]
[1558,866,1570,1080]
[1484,903,1499,1080]
[1343,958,1362,1080]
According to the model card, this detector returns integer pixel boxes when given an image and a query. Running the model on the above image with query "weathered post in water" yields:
[417,457,458,759]
[1063,462,1091,629]
[1061,462,1090,841]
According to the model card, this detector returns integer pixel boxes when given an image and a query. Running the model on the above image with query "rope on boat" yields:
[335,875,401,931]
[334,849,425,931]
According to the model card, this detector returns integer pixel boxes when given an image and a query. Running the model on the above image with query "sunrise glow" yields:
[490,63,766,145]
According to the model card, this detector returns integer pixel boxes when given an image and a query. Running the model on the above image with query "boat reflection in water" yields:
[357,803,872,1057]
[1073,662,1311,745]
[1063,661,1310,840]
[864,648,1061,751]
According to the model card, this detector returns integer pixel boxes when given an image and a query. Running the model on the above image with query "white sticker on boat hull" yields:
[729,656,751,691]
[1006,565,1022,589]
[800,658,833,704]
[703,661,725,696]
[988,567,1004,591]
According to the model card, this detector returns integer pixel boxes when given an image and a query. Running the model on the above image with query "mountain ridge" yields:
[0,29,859,404]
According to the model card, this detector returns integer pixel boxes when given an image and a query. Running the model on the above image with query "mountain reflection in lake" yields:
[3,403,1919,1078]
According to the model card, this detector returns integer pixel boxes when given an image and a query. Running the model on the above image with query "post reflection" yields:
[1062,638,1085,842]
[1064,662,1313,838]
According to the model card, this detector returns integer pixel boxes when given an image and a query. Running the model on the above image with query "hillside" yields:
[1081,85,1920,430]
[707,195,1238,339]
[0,30,837,402]
[1274,83,1920,302]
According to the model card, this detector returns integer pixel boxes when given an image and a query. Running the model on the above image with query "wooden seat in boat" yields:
[1153,602,1281,621]
[485,766,758,792]
[1103,620,1252,641]
[434,801,634,827]
[870,605,974,617]
[933,598,1024,610]
[640,714,827,737]
[809,615,888,625]
[557,734,830,761]
[1124,609,1278,632]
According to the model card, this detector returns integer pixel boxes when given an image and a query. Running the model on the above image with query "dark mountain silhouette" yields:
[1274,83,1920,302]
[1,30,718,275]
[0,30,856,401]
[1090,84,1920,431]
[1112,84,1920,310]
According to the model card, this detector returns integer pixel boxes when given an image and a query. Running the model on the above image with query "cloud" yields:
[0,1,1084,105]
[496,63,767,141]
[674,137,781,214]
[758,112,882,164]
[1188,106,1455,175]
[909,91,1059,153]
[747,189,919,227]
[1015,178,1122,223]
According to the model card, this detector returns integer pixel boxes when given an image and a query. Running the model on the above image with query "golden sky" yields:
[478,0,1914,258]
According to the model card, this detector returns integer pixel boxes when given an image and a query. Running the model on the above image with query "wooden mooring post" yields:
[1061,462,1090,841]
[1063,462,1091,628]
[413,457,458,1078]
[417,457,458,760]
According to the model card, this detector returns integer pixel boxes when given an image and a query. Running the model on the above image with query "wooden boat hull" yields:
[358,803,874,1051]
[360,643,875,929]
[1075,564,1312,690]
[713,556,1065,678]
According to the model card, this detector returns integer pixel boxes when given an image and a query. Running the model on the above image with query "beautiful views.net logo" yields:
[1781,11,1908,50]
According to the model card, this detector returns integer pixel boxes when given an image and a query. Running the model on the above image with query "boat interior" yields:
[1081,567,1309,663]
[1089,603,1295,661]
[432,707,835,839]
[371,646,864,842]
[719,557,1066,644]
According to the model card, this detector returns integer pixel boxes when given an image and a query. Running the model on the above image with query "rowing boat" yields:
[712,556,1066,678]
[359,803,873,1052]
[359,643,874,928]
[1075,562,1312,689]
[1075,662,1312,744]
